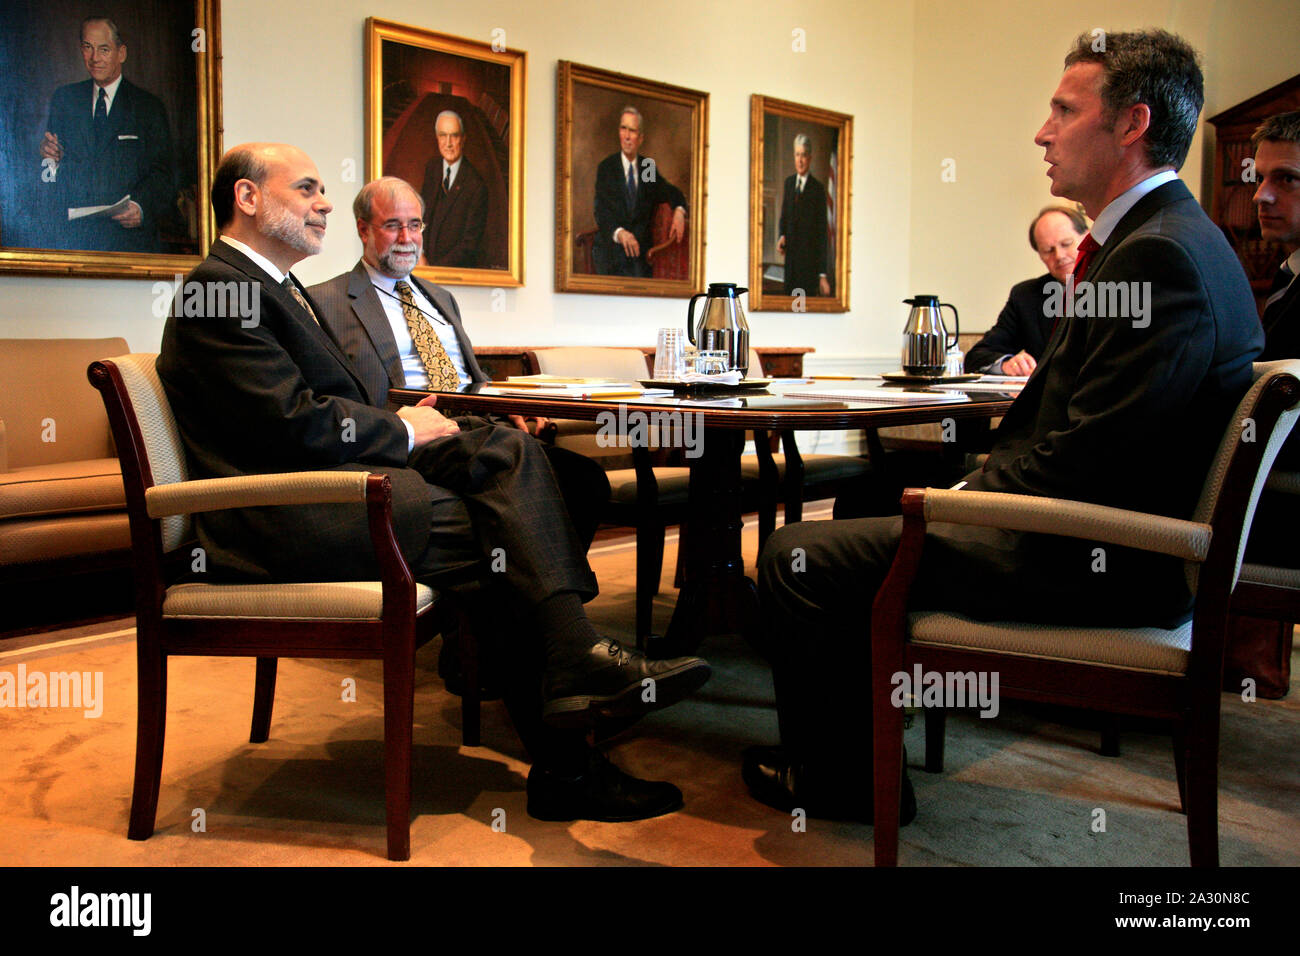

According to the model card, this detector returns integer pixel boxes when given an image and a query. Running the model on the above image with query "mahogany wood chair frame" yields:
[870,362,1300,867]
[89,355,479,861]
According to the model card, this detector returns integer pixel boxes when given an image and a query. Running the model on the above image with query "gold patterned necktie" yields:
[394,280,460,390]
[281,276,319,326]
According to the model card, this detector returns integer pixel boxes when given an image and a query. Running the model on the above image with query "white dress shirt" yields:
[361,261,471,389]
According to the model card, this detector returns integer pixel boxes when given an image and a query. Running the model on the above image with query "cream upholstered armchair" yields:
[869,360,1300,867]
[739,353,872,540]
[89,354,477,861]
[526,347,698,643]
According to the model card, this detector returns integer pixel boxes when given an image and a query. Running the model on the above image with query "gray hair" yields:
[793,134,812,153]
[353,176,424,221]
[1252,111,1300,148]
[82,16,123,46]
[619,106,643,132]
[434,110,464,134]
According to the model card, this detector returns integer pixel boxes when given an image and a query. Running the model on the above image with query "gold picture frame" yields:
[556,61,707,297]
[365,18,525,287]
[0,0,222,279]
[749,95,852,312]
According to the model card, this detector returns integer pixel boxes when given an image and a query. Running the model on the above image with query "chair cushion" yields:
[740,453,870,483]
[907,610,1191,676]
[0,511,130,566]
[0,459,125,519]
[606,467,691,504]
[162,581,436,621]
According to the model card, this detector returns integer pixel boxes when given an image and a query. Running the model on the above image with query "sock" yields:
[536,591,602,662]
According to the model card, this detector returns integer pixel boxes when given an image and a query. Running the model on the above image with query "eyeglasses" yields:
[368,219,424,237]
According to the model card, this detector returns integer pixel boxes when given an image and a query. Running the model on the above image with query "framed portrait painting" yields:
[556,61,707,297]
[366,18,525,287]
[0,0,222,279]
[749,95,852,312]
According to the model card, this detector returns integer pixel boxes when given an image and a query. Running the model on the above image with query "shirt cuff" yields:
[402,418,415,454]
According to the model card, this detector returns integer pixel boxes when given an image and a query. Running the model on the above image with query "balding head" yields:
[212,142,332,272]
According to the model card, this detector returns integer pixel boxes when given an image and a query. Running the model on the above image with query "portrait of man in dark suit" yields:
[591,106,688,278]
[419,110,487,268]
[777,134,830,297]
[38,16,175,253]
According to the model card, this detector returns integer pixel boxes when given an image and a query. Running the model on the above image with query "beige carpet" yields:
[1,508,1296,866]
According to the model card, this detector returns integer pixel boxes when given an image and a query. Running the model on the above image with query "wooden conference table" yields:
[390,383,1016,656]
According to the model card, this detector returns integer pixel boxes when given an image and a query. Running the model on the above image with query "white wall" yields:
[0,0,914,370]
[2,0,1295,374]
[908,0,1300,350]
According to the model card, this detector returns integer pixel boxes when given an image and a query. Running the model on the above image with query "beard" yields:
[378,241,420,278]
[260,196,325,256]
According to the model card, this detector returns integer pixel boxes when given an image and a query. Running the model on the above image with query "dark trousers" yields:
[404,417,611,769]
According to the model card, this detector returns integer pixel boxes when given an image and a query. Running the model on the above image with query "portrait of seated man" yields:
[38,16,175,253]
[591,106,687,278]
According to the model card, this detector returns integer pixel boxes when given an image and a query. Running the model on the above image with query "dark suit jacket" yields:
[965,180,1262,617]
[778,173,828,295]
[308,262,488,401]
[592,152,687,277]
[157,240,434,581]
[1244,266,1300,564]
[420,158,487,268]
[43,77,174,253]
[965,273,1058,372]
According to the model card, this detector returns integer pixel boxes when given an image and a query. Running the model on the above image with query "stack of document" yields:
[929,374,1028,393]
[484,376,670,399]
[779,386,968,403]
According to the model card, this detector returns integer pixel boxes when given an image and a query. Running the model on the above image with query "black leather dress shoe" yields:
[741,745,917,826]
[542,638,711,728]
[526,750,684,822]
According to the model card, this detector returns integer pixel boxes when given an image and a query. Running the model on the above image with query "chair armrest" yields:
[0,417,7,473]
[915,488,1211,563]
[144,472,370,518]
[1264,470,1300,494]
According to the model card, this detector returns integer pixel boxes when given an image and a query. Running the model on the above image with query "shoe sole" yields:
[542,660,711,728]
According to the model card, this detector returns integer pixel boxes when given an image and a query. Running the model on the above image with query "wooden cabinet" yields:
[1207,74,1300,314]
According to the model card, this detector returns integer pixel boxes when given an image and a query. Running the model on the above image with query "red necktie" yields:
[1072,233,1100,282]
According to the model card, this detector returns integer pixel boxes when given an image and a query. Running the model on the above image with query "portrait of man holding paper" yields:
[0,1,206,266]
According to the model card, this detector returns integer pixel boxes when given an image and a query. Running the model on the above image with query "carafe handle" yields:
[686,292,706,346]
[940,302,960,352]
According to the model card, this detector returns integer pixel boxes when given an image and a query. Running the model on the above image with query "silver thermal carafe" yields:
[687,282,750,375]
[901,295,960,376]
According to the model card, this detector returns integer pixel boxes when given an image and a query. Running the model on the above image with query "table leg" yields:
[653,428,760,656]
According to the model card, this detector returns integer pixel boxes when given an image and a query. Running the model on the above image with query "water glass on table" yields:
[654,327,685,380]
